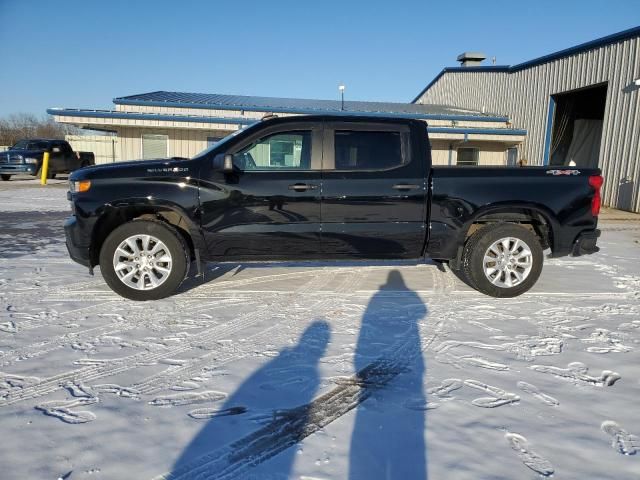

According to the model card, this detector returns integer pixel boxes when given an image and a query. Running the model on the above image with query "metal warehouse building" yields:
[414,26,640,212]
[48,94,525,169]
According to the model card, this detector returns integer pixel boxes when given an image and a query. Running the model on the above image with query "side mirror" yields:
[213,153,235,173]
[223,153,234,173]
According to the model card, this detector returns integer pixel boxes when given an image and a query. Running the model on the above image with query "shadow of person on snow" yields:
[165,320,331,480]
[349,270,429,479]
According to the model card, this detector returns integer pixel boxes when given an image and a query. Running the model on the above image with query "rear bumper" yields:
[571,229,600,256]
[64,215,91,267]
[0,164,37,175]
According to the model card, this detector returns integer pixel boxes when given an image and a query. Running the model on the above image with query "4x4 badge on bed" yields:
[546,169,581,176]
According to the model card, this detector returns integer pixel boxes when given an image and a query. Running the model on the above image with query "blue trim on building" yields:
[428,127,526,136]
[542,97,556,165]
[111,99,509,123]
[412,25,640,102]
[46,109,257,125]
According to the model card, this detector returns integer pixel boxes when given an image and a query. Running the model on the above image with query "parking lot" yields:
[1,176,640,479]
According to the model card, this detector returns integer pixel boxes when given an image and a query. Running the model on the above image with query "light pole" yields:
[338,84,345,111]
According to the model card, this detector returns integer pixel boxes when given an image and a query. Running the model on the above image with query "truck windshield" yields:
[11,140,49,150]
[11,140,31,149]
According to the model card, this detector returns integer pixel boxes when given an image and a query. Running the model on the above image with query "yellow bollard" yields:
[40,151,50,185]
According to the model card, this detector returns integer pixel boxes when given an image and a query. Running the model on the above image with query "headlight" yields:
[69,180,91,193]
[24,157,38,164]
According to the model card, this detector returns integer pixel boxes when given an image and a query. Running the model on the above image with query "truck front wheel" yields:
[462,223,543,298]
[99,220,189,301]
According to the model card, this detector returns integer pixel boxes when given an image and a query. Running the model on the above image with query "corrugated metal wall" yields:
[416,35,640,211]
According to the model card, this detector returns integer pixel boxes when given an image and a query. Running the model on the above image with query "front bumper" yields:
[571,229,600,256]
[0,163,37,175]
[64,215,91,267]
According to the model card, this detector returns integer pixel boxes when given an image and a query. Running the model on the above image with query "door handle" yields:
[392,183,421,191]
[288,183,318,191]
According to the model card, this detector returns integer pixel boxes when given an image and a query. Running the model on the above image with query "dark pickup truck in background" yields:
[0,139,95,181]
[64,115,602,300]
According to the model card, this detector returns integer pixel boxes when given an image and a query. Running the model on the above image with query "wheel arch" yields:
[462,203,559,252]
[90,202,202,266]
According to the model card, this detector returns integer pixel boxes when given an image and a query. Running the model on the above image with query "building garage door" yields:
[142,134,168,160]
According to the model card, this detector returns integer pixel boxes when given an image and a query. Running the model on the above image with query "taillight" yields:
[589,175,603,216]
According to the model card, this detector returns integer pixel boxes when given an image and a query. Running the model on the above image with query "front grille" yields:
[0,153,22,164]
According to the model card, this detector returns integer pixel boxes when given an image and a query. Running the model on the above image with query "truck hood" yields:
[2,148,43,158]
[69,158,198,181]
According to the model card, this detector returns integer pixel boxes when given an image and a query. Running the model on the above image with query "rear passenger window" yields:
[334,130,404,170]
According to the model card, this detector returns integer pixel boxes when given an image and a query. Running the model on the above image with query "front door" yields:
[199,123,323,260]
[320,122,428,258]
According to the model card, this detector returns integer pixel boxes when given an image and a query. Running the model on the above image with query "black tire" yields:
[462,223,543,298]
[1,174,11,181]
[99,220,190,301]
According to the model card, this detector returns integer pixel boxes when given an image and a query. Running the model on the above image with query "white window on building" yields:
[142,134,168,160]
[457,147,479,166]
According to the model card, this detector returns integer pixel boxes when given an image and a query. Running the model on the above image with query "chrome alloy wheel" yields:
[112,234,173,290]
[482,236,533,288]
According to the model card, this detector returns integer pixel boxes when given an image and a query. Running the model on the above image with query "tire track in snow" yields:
[131,270,366,396]
[0,271,339,407]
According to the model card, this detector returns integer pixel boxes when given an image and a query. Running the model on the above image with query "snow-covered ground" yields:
[1,181,639,480]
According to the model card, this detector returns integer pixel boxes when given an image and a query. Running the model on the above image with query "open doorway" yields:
[549,83,607,168]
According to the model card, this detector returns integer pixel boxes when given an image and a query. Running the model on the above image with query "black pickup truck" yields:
[0,139,94,181]
[64,115,602,300]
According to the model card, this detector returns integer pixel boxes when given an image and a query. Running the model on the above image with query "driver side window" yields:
[234,131,311,170]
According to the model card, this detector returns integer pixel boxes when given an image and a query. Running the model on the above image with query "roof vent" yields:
[457,52,487,67]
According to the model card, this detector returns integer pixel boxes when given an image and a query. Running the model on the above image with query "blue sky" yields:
[0,0,638,117]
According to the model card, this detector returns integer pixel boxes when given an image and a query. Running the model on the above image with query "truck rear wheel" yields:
[1,174,11,181]
[99,220,189,301]
[462,223,543,298]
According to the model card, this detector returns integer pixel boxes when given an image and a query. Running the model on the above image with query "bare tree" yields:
[0,113,79,146]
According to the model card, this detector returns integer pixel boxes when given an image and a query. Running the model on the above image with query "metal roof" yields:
[412,25,640,102]
[46,108,527,136]
[113,91,508,122]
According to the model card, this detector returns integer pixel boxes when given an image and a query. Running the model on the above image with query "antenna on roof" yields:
[338,84,346,111]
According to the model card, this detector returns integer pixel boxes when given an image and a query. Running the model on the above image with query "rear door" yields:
[60,141,76,171]
[320,121,427,258]
[199,121,323,259]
